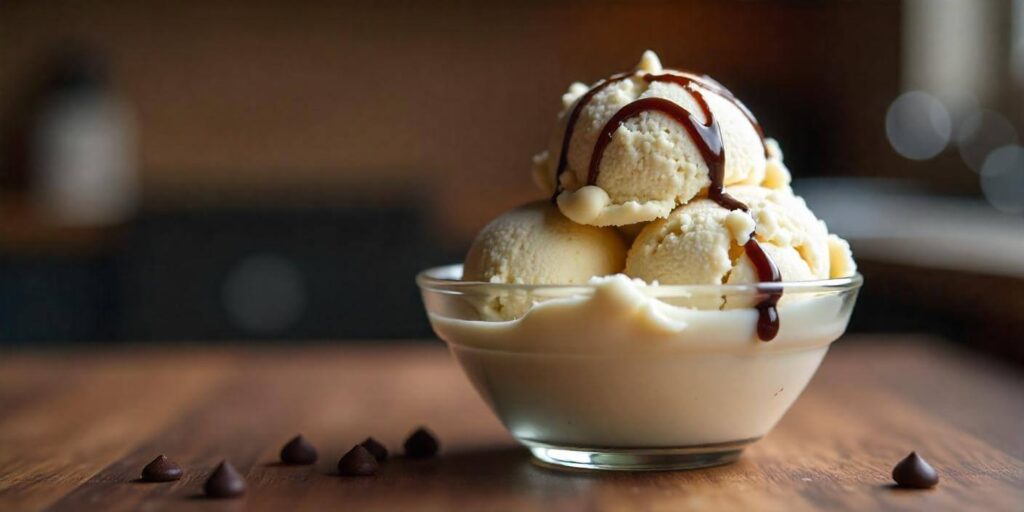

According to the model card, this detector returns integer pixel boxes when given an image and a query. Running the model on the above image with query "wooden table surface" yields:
[1,336,1022,511]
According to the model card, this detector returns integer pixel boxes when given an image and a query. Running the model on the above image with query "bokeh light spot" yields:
[980,144,1024,215]
[957,109,1019,172]
[885,91,952,160]
[222,253,306,335]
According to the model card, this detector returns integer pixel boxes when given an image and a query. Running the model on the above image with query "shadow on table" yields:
[340,444,605,502]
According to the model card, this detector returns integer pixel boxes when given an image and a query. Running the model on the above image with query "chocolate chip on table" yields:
[280,434,318,465]
[403,427,440,458]
[338,445,379,476]
[360,437,388,462]
[892,452,939,489]
[204,461,247,498]
[140,455,183,482]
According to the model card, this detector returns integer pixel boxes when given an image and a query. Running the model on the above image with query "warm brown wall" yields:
[0,0,901,241]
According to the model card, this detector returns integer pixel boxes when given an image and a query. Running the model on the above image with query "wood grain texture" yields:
[0,336,1021,511]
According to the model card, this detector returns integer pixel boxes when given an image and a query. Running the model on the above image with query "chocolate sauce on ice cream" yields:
[553,72,634,200]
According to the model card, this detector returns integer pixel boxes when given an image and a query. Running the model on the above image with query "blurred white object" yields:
[799,179,1024,279]
[1012,0,1024,84]
[31,57,138,226]
[903,0,998,116]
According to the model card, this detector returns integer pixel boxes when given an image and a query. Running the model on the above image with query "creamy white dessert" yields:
[429,274,854,448]
[421,50,862,470]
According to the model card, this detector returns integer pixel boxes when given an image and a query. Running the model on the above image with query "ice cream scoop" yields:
[464,201,626,285]
[463,201,627,319]
[533,51,777,227]
[626,186,854,286]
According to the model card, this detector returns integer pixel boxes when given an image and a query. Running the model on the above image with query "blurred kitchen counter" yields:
[1,335,1022,511]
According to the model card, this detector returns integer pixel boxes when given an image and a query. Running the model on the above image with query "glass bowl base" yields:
[524,438,758,472]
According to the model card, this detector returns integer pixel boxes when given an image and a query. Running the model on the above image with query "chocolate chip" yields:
[360,437,388,462]
[140,455,183,482]
[403,427,439,458]
[892,452,939,489]
[204,461,246,498]
[338,445,378,476]
[280,435,318,465]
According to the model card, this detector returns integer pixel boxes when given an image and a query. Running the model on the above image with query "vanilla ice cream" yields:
[463,201,626,319]
[479,50,855,331]
[533,51,770,226]
[423,50,862,470]
[626,185,845,287]
[464,201,626,285]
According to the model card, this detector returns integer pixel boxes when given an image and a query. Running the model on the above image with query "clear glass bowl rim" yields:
[418,264,863,297]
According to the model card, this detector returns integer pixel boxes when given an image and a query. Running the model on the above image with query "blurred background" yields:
[0,0,1021,358]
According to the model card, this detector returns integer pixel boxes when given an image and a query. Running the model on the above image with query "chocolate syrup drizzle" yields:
[743,238,782,341]
[673,72,768,154]
[552,72,633,200]
[554,69,782,341]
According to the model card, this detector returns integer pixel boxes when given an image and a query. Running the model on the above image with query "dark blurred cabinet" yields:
[0,206,451,343]
[0,254,116,343]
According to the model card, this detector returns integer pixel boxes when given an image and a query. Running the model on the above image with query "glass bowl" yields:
[417,264,862,471]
